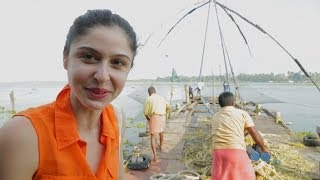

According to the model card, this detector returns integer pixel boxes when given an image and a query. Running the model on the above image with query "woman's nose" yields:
[93,63,111,83]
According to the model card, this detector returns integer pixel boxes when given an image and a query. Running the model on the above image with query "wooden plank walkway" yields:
[124,101,205,180]
[124,97,320,179]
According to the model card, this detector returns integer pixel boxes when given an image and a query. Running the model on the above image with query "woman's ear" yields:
[63,55,68,70]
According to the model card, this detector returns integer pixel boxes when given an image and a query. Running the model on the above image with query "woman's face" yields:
[64,26,134,111]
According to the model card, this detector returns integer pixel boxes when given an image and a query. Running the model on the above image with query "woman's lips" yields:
[87,88,110,99]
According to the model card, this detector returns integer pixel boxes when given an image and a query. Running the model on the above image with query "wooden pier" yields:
[124,101,203,179]
[124,97,320,179]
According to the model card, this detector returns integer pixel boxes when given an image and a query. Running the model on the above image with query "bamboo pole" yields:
[9,90,15,112]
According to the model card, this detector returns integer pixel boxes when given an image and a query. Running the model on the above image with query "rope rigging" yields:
[214,0,241,100]
[198,0,213,82]
[157,0,320,93]
[157,3,208,47]
[213,0,230,88]
[219,6,253,58]
[220,25,241,98]
[215,2,320,93]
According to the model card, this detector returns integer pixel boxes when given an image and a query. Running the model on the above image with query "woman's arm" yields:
[0,116,39,180]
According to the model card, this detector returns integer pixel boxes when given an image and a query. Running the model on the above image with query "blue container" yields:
[246,146,260,161]
[254,145,271,162]
[260,152,271,162]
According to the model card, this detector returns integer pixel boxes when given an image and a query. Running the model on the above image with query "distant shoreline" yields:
[0,80,316,85]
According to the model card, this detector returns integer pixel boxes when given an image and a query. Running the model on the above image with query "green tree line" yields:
[154,71,320,83]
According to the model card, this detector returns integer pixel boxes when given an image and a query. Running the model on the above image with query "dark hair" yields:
[148,86,156,95]
[63,9,138,67]
[218,91,234,107]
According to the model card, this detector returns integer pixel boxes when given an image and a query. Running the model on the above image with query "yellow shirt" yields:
[144,94,170,117]
[212,106,254,150]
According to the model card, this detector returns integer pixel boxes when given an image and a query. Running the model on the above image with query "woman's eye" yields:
[81,53,98,63]
[84,54,94,60]
[111,59,125,67]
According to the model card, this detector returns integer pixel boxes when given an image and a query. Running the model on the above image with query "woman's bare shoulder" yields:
[0,115,38,142]
[0,116,39,179]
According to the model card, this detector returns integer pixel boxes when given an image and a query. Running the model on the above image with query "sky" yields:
[0,0,319,82]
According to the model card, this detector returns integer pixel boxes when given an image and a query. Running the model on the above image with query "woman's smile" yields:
[86,87,110,99]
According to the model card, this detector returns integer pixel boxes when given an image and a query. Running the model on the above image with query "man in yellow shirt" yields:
[144,86,171,163]
[211,91,269,179]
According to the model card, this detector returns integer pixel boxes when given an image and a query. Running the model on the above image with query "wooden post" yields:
[10,90,15,111]
[211,70,215,105]
[185,85,190,104]
[169,81,173,106]
[275,112,282,123]
[254,104,262,115]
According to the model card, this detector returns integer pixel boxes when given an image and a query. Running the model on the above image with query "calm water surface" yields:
[0,82,319,133]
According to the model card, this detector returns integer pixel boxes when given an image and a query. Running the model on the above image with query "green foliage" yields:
[9,110,16,115]
[0,106,16,116]
[123,138,133,146]
[295,131,314,141]
[126,117,135,128]
[171,68,179,82]
[127,117,135,123]
[125,124,132,128]
[135,122,146,129]
[154,71,320,83]
[122,138,134,158]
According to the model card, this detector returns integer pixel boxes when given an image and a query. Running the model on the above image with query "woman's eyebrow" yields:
[77,46,131,59]
[77,46,99,54]
[112,54,131,61]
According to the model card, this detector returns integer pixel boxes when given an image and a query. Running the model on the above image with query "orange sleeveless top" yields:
[17,85,119,180]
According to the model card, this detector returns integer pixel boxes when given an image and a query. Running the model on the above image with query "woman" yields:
[0,9,137,180]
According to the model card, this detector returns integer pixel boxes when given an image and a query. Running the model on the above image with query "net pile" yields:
[181,116,212,179]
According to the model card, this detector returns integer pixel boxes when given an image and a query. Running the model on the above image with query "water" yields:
[0,81,184,154]
[240,83,320,132]
[197,82,320,132]
[1,82,319,133]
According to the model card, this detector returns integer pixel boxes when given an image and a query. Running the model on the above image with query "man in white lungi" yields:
[144,86,171,163]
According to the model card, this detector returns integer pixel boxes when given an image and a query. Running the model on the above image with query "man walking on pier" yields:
[144,86,171,163]
[211,91,269,180]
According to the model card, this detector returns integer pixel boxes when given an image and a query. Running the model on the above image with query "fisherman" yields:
[211,91,269,180]
[189,85,194,99]
[195,81,204,96]
[144,86,171,163]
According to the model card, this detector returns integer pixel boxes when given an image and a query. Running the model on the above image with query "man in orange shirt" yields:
[0,9,138,180]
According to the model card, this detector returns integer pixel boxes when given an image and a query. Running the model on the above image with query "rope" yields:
[219,6,253,57]
[213,0,230,87]
[215,2,320,93]
[157,2,208,47]
[198,0,213,82]
[214,2,243,102]
[221,33,242,100]
[157,0,320,93]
